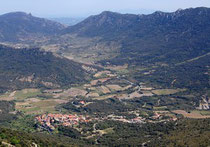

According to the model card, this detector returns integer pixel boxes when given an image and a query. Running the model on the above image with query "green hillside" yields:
[0,45,90,92]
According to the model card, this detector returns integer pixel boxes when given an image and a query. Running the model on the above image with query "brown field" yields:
[83,84,91,88]
[53,99,69,104]
[25,98,41,102]
[141,91,154,97]
[152,89,185,95]
[106,84,123,91]
[98,78,111,83]
[22,89,38,94]
[115,94,129,99]
[86,92,100,98]
[98,86,111,94]
[93,94,117,100]
[129,91,142,99]
[94,71,111,78]
[90,80,98,86]
[9,91,17,97]
[89,87,97,91]
[140,87,153,91]
[122,85,133,90]
[57,88,88,98]
[90,78,111,86]
[105,64,128,71]
[172,110,210,119]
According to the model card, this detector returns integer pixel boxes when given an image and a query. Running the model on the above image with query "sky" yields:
[0,0,210,18]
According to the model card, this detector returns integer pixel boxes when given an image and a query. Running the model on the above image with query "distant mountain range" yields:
[61,7,210,91]
[0,7,209,92]
[64,7,210,65]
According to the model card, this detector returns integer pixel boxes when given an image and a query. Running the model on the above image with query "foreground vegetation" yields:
[0,118,209,146]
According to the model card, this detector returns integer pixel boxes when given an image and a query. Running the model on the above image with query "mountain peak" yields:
[1,11,32,18]
[100,11,120,16]
[0,11,65,42]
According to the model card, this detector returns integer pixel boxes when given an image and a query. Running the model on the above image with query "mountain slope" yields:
[64,7,210,66]
[63,11,139,37]
[0,45,90,92]
[0,12,65,42]
[62,7,210,91]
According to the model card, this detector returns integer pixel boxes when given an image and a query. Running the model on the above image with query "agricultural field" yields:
[0,66,201,116]
[172,110,210,119]
[0,62,209,147]
[151,89,186,96]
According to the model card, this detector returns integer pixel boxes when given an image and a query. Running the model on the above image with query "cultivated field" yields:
[152,89,185,95]
[172,110,210,119]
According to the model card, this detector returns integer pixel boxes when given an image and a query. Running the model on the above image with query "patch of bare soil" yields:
[98,86,111,94]
[26,98,41,102]
[115,94,129,99]
[94,71,111,78]
[58,88,88,98]
[53,99,69,104]
[172,110,210,119]
[106,84,123,91]
[86,92,100,98]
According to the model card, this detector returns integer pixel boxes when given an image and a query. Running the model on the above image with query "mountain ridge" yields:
[59,7,210,91]
[0,12,65,42]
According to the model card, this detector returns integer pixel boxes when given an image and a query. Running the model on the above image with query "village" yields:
[35,110,178,132]
[35,113,91,131]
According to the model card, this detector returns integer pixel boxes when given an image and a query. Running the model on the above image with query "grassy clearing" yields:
[16,99,60,114]
[116,69,130,75]
[19,105,57,115]
[98,128,114,135]
[14,89,42,100]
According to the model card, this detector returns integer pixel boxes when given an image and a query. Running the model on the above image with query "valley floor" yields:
[0,63,209,146]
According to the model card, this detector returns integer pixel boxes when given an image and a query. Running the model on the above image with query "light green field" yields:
[17,100,59,115]
[14,89,42,100]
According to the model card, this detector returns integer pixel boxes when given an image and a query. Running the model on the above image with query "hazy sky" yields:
[0,0,210,17]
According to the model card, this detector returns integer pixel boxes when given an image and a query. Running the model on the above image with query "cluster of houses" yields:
[35,111,178,131]
[149,111,177,122]
[104,115,146,124]
[103,112,177,124]
[35,113,91,131]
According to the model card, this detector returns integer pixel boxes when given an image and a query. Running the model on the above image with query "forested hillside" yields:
[0,45,90,92]
[62,7,210,92]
